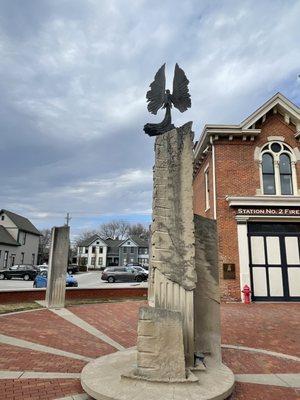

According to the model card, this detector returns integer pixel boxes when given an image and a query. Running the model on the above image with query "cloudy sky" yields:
[0,0,299,239]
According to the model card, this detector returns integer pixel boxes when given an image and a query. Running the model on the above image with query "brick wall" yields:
[194,113,299,302]
[0,287,147,304]
[193,152,214,219]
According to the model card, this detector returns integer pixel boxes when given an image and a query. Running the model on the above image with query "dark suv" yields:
[101,266,148,283]
[0,265,38,281]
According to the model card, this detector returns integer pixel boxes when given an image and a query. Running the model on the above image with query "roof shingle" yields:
[0,226,20,246]
[0,210,41,236]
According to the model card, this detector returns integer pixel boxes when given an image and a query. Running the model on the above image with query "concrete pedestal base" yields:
[81,349,234,400]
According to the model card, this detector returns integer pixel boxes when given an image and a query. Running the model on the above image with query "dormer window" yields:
[260,141,297,196]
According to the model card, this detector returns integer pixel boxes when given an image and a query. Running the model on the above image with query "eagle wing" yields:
[171,63,191,113]
[146,64,166,115]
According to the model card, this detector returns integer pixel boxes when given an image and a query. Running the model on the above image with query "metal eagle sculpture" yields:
[143,63,191,136]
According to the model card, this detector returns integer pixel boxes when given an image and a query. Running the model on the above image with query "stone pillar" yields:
[46,226,70,309]
[149,122,197,366]
[194,215,222,363]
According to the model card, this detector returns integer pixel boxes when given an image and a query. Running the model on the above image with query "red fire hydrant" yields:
[242,284,251,304]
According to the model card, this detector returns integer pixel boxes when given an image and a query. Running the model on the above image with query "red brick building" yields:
[193,93,300,302]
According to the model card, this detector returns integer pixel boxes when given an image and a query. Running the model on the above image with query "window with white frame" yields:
[204,166,210,210]
[260,141,297,195]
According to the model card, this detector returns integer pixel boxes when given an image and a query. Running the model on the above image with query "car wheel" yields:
[23,274,30,281]
[0,273,5,280]
[107,276,115,283]
[6,276,12,280]
[135,275,143,282]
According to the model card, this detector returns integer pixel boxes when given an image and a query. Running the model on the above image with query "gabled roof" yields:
[130,236,149,247]
[194,92,300,166]
[240,92,300,129]
[105,238,123,255]
[119,236,149,248]
[105,238,123,247]
[0,226,20,246]
[79,234,107,247]
[0,210,41,236]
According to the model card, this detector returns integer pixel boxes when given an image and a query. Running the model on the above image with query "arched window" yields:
[262,153,275,195]
[260,141,297,195]
[279,154,293,195]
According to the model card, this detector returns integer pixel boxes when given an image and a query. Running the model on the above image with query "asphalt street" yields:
[0,271,148,290]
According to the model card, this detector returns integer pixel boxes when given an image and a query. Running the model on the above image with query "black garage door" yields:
[248,222,300,301]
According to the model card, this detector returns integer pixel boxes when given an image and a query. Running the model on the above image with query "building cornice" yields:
[194,93,300,170]
[226,195,300,207]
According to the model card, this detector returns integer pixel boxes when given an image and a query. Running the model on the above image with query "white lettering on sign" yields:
[237,208,300,216]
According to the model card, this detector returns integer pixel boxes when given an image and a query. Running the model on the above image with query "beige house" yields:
[0,209,40,268]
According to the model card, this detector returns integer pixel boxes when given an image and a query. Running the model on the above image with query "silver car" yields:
[101,266,147,283]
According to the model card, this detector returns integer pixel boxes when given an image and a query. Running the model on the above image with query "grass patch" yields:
[66,296,146,307]
[0,302,42,315]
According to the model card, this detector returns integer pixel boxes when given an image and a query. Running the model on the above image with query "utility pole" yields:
[65,212,72,227]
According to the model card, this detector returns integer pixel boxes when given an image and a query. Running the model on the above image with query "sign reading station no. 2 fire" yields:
[237,208,300,216]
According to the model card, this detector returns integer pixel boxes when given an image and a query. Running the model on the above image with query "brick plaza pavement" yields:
[0,300,299,399]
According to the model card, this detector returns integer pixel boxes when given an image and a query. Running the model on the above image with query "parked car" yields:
[67,264,79,275]
[126,262,149,271]
[36,264,48,273]
[101,266,148,283]
[33,271,78,288]
[0,265,38,281]
[132,265,149,275]
[126,262,142,267]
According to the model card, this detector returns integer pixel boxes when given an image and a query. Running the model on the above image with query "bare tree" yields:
[38,228,52,264]
[99,220,129,239]
[128,223,150,240]
[73,230,98,248]
[118,220,130,239]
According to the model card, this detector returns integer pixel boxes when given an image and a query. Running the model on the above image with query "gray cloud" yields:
[0,0,299,236]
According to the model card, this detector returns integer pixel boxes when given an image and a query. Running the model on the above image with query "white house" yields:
[77,235,149,269]
[77,234,108,269]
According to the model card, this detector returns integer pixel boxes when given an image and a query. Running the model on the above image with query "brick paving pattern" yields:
[0,300,299,399]
[0,308,116,358]
[0,378,83,400]
[222,348,300,374]
[0,343,86,373]
[221,303,300,357]
[229,382,300,400]
[68,300,147,348]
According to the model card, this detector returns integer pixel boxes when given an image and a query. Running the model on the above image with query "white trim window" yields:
[204,165,210,210]
[260,141,297,196]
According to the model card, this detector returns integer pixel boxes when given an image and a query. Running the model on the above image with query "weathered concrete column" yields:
[149,122,197,367]
[194,214,222,363]
[46,226,70,309]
